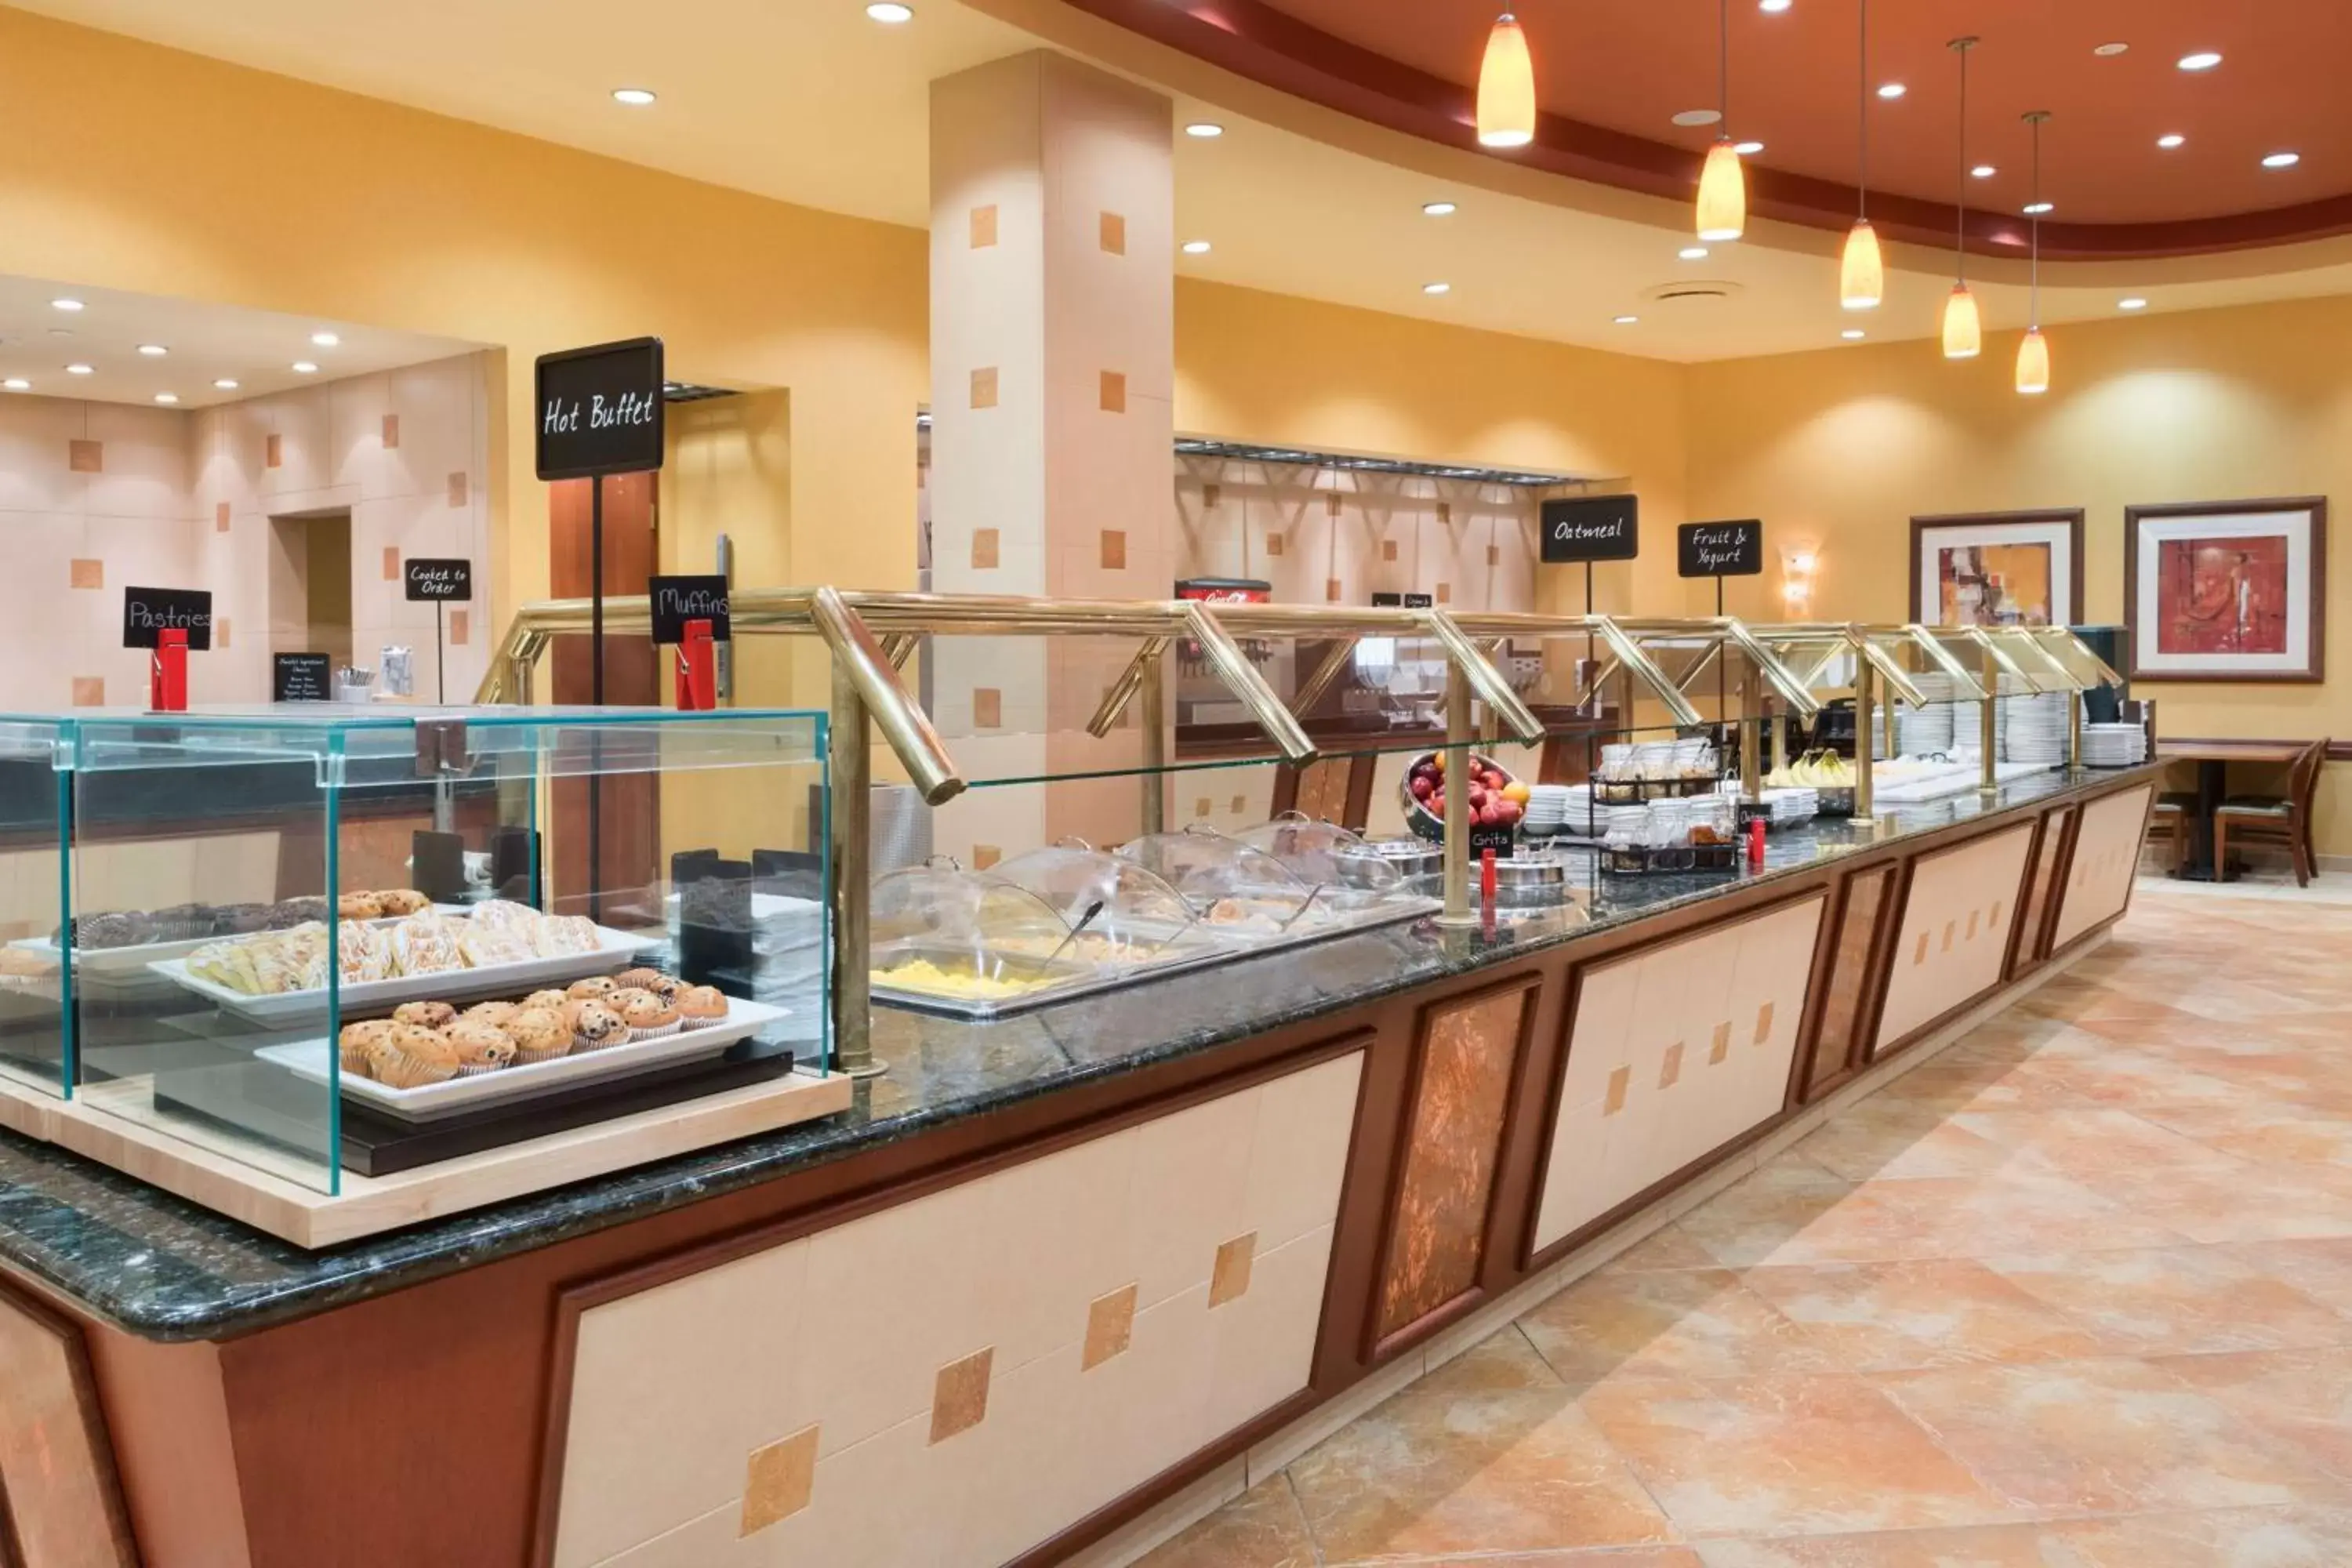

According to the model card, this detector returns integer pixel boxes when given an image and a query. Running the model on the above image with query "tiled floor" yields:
[1144,884,2352,1566]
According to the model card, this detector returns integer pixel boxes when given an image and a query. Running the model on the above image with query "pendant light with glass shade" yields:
[1941,38,1982,358]
[1694,0,1746,241]
[1840,0,1884,310]
[2016,111,2052,394]
[1477,12,1537,148]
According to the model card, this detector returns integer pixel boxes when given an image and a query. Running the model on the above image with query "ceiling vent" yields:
[1640,279,1744,304]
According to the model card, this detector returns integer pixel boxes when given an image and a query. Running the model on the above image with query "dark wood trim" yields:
[1908,509,2086,626]
[1343,752,1380,833]
[2000,810,2056,982]
[1787,869,1853,1108]
[2035,802,2091,964]
[2155,735,2352,763]
[1857,851,1921,1065]
[2122,495,2329,684]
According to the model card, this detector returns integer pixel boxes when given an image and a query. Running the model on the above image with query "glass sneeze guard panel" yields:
[0,717,74,1099]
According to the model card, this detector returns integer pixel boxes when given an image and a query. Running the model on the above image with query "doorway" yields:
[268,508,354,670]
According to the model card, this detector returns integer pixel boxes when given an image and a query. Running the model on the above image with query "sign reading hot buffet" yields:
[272,652,332,702]
[403,557,474,602]
[122,586,214,651]
[1677,519,1765,578]
[533,337,666,481]
[649,575,733,644]
[1539,495,1639,564]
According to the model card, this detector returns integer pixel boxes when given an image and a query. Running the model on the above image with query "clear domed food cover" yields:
[869,858,1094,1007]
[1116,826,1328,937]
[984,843,1203,966]
[1233,814,1405,893]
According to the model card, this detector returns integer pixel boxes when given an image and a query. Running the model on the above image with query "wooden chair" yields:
[2215,738,2329,885]
[2144,797,2191,876]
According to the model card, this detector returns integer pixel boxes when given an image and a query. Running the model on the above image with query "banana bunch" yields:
[1763,749,1856,789]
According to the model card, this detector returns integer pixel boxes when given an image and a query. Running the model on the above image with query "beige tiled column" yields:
[928,51,1175,859]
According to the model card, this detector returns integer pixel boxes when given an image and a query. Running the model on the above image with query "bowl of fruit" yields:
[1402,751,1530,843]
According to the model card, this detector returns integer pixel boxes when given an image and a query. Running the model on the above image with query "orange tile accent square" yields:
[1991,898,2005,928]
[1966,909,1980,941]
[1264,532,1284,557]
[383,546,401,582]
[1752,1001,1775,1044]
[449,609,470,647]
[1437,501,1453,525]
[216,617,230,649]
[1100,529,1127,570]
[1326,578,1343,602]
[68,439,101,474]
[1202,482,1221,509]
[971,528,1000,569]
[973,688,1001,728]
[68,559,102,590]
[971,367,998,409]
[1435,582,1452,604]
[740,1425,818,1536]
[929,1348,993,1444]
[1658,1041,1685,1089]
[447,471,468,508]
[1381,539,1399,563]
[1210,1232,1257,1308]
[1325,492,1343,518]
[1229,793,1246,815]
[215,501,231,532]
[381,414,400,450]
[1915,931,1929,966]
[71,677,103,708]
[1083,1283,1138,1371]
[1098,370,1126,413]
[1942,920,1956,953]
[265,433,281,469]
[972,844,1001,870]
[1603,1065,1631,1116]
[1710,1021,1732,1064]
[1487,543,1501,566]
[1098,211,1126,255]
[970,204,998,248]
[1194,797,1212,819]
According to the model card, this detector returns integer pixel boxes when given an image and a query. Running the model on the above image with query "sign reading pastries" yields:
[122,586,213,651]
[1539,495,1639,564]
[272,652,332,702]
[402,557,474,602]
[1677,519,1764,578]
[533,337,666,481]
[648,575,732,644]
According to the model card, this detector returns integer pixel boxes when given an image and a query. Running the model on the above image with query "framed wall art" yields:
[2124,496,2327,683]
[1910,509,2084,628]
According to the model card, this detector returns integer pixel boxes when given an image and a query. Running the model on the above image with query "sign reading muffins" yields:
[648,575,731,643]
[534,337,666,481]
[122,586,214,650]
[1539,495,1639,564]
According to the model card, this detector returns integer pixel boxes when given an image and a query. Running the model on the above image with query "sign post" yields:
[1677,519,1766,778]
[1541,495,1639,839]
[123,586,213,714]
[402,557,473,704]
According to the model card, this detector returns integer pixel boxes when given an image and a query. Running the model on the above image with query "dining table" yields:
[2153,738,2305,880]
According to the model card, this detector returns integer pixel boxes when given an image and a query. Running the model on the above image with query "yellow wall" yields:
[1688,296,2352,851]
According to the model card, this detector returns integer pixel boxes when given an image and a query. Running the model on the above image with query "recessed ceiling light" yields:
[2176,51,2221,71]
[865,2,914,20]
[1613,314,1639,325]
[1181,239,1211,254]
[1971,164,1997,178]
[1733,140,1765,155]
[136,343,167,357]
[1422,201,1457,216]
[2158,133,2186,150]
[2262,151,2301,169]
[1184,122,1223,138]
[1841,328,1866,339]
[310,331,340,347]
[2092,42,2129,57]
[49,299,83,313]
[1679,245,1710,260]
[1423,281,1452,296]
[213,378,239,390]
[1759,0,1791,12]
[65,363,92,375]
[1671,108,1722,128]
[2024,201,2054,215]
[153,393,179,405]
[2118,297,2149,310]
[1876,82,1906,100]
[292,361,319,374]
[2,379,27,391]
[612,87,656,105]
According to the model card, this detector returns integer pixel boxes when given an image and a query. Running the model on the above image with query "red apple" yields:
[1410,775,1435,801]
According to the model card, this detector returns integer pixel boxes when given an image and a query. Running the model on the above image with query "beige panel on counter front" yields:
[2049,784,2153,952]
[1873,824,2035,1052]
[553,1051,1363,1568]
[1532,896,1823,1254]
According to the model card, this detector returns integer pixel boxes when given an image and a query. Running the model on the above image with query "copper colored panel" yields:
[69,558,102,590]
[447,472,469,508]
[1802,865,1893,1100]
[215,501,231,532]
[0,1283,140,1567]
[69,438,103,473]
[1436,582,1452,604]
[1325,578,1342,601]
[1098,210,1127,254]
[1209,1232,1257,1308]
[449,609,470,647]
[1265,532,1284,557]
[739,1425,816,1535]
[1099,370,1126,413]
[383,546,402,581]
[71,677,103,708]
[1375,984,1530,1340]
[973,688,1002,728]
[1083,1283,1138,1370]
[1100,529,1127,570]
[265,432,281,468]
[929,1348,993,1444]
[382,413,401,449]
[970,204,997,248]
[1381,539,1398,562]
[971,367,998,409]
[971,528,1000,570]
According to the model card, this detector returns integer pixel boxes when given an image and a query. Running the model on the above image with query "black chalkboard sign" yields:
[534,338,665,481]
[649,575,732,644]
[1469,823,1517,859]
[122,586,213,651]
[1370,591,1436,609]
[272,652,332,702]
[1540,495,1639,564]
[1678,519,1764,578]
[403,557,473,602]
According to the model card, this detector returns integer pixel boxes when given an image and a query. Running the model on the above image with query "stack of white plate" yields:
[2081,722,2148,768]
[1761,786,1820,826]
[1897,702,1955,757]
[2002,691,2071,766]
[1523,784,1577,835]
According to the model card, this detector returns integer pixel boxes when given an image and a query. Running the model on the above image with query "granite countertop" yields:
[0,767,2148,1341]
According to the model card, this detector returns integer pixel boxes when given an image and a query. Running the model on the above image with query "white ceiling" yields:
[16,0,2352,363]
[0,276,481,408]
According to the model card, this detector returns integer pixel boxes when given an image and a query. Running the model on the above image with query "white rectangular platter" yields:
[256,996,789,1121]
[10,906,470,978]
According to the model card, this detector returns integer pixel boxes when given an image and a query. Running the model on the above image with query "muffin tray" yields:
[147,924,664,1022]
[256,997,788,1120]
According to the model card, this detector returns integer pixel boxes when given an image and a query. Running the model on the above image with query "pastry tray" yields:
[255,997,789,1122]
[10,906,469,978]
[146,924,664,1022]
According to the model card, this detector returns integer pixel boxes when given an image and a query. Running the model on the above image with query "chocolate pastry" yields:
[266,896,328,930]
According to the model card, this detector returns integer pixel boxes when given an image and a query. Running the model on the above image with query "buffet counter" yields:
[0,766,2157,1568]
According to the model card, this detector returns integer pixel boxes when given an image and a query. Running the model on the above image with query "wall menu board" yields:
[1539,495,1639,564]
[1677,519,1764,578]
[649,575,732,644]
[534,337,665,481]
[403,557,473,601]
[122,586,213,650]
[272,652,332,702]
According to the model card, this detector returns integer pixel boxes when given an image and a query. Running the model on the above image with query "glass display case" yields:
[49,706,829,1196]
[0,717,73,1101]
